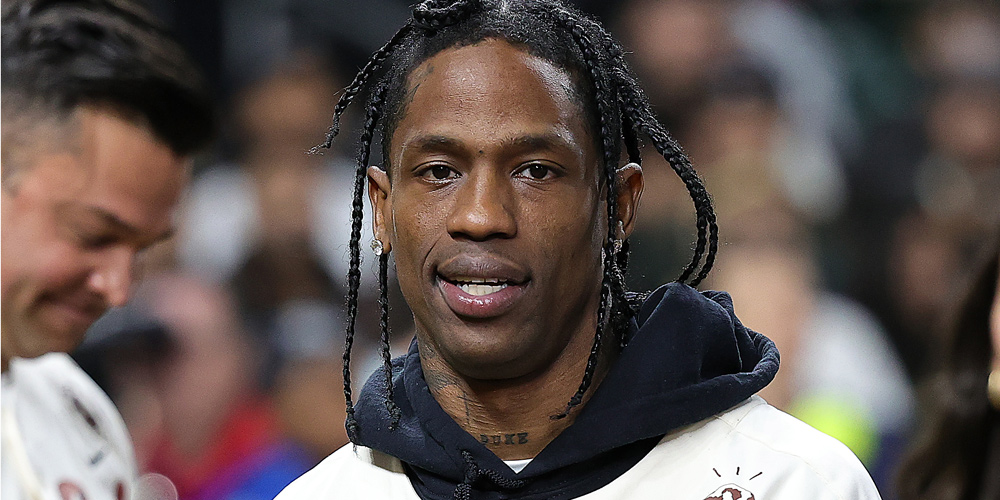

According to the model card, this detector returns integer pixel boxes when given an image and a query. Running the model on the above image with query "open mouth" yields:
[434,255,531,318]
[446,277,511,296]
[436,274,528,318]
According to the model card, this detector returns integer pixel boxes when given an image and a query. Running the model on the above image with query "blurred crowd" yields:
[71,0,1000,499]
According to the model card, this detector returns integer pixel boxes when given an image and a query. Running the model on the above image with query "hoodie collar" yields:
[352,283,779,499]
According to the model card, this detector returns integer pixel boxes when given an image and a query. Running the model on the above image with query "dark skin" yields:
[368,39,643,460]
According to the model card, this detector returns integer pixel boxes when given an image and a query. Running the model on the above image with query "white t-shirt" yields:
[1,353,138,500]
[502,458,532,474]
[276,396,882,499]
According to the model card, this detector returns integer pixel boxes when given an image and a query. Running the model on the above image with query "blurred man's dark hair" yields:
[1,0,214,175]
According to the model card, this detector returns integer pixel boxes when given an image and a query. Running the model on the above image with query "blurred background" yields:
[70,0,1000,498]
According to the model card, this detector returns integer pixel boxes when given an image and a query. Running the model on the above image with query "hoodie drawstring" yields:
[453,450,527,500]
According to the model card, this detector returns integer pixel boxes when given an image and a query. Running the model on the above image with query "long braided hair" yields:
[319,0,719,437]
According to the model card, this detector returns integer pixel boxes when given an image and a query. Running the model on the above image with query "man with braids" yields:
[278,0,880,498]
[1,0,212,497]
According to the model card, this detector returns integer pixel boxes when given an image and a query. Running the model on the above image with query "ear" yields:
[368,166,393,254]
[615,162,643,239]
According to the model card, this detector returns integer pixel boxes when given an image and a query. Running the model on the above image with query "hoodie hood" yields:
[352,283,779,499]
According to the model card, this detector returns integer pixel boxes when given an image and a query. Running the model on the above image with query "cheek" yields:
[522,201,606,333]
[2,207,81,297]
[388,195,444,281]
[1,243,88,312]
[26,242,91,293]
[539,198,606,266]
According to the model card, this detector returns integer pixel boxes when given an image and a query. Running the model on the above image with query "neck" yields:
[1,333,10,373]
[419,332,615,461]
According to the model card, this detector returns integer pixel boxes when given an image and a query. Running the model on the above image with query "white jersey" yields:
[276,396,881,499]
[1,353,138,500]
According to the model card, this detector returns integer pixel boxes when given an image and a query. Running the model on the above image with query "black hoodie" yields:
[351,283,779,499]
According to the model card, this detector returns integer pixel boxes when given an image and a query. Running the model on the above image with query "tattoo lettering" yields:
[480,432,530,446]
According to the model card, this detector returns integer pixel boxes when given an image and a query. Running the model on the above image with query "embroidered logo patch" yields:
[704,467,761,500]
[703,484,756,500]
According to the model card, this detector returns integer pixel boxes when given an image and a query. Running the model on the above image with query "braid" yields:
[606,46,642,337]
[601,39,719,286]
[378,252,402,429]
[313,0,479,156]
[342,80,389,440]
[546,5,620,419]
[691,209,719,286]
[342,164,363,440]
[542,1,719,416]
[637,117,717,286]
[310,24,413,154]
[621,110,642,165]
[412,0,479,31]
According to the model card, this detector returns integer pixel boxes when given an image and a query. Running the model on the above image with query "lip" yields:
[437,254,530,284]
[46,298,105,330]
[435,254,530,319]
[437,277,527,318]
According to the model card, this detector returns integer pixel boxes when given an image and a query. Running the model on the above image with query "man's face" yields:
[370,39,612,380]
[1,107,189,363]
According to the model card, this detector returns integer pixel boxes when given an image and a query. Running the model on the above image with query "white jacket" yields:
[277,396,881,499]
[1,353,138,500]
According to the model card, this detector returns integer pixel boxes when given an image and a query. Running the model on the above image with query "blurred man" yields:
[1,0,212,497]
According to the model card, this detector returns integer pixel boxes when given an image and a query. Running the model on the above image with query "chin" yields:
[436,328,552,381]
[35,321,89,356]
[2,316,79,360]
[11,336,74,361]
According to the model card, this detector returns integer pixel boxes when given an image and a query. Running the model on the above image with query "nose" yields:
[447,169,517,241]
[87,248,135,308]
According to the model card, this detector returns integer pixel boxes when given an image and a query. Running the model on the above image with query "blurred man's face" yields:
[369,39,610,380]
[1,107,189,367]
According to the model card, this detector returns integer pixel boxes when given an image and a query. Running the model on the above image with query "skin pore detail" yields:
[370,39,642,460]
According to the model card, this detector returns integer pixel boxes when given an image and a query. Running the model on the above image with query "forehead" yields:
[390,39,593,162]
[22,107,189,237]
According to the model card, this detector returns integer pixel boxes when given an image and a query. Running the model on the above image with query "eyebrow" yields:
[405,131,579,155]
[499,132,578,154]
[405,134,464,153]
[83,205,176,246]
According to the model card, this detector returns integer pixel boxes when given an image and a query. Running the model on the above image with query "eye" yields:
[515,162,556,181]
[75,231,116,249]
[420,164,460,181]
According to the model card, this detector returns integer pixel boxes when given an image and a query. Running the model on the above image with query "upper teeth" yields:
[456,280,508,296]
